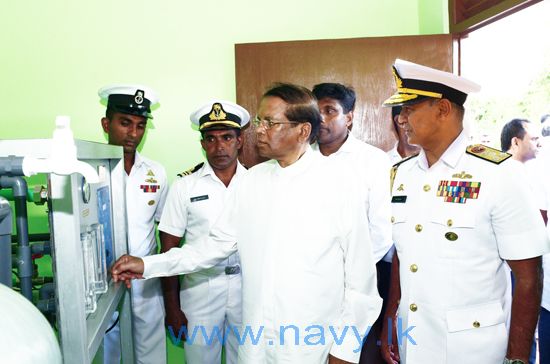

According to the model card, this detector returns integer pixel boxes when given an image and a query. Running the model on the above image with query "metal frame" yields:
[0,139,134,363]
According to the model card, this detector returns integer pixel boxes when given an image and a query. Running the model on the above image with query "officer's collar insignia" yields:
[134,90,145,105]
[437,180,481,204]
[209,103,227,121]
[147,169,155,176]
[397,184,405,191]
[466,144,511,164]
[452,171,472,179]
[145,177,157,183]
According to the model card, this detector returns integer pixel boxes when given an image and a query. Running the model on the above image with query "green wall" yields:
[2,1,447,361]
[1,0,447,179]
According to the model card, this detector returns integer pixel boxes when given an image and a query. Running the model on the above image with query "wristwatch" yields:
[503,359,525,364]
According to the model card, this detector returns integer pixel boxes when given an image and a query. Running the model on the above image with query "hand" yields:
[165,307,188,342]
[111,254,144,288]
[328,354,353,364]
[380,316,400,364]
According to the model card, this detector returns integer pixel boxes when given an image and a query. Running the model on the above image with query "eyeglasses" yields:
[252,116,300,130]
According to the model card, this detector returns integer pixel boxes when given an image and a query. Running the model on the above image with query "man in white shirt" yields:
[500,118,543,364]
[310,83,391,363]
[500,118,541,163]
[111,82,382,364]
[380,59,549,364]
[536,171,550,364]
[99,84,168,364]
[159,100,249,364]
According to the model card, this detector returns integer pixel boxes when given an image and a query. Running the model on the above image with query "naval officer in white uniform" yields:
[380,59,549,364]
[159,100,248,364]
[100,84,168,364]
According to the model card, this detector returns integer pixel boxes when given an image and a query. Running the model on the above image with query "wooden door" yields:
[235,34,453,167]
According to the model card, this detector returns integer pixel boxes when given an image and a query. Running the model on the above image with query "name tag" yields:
[391,195,407,203]
[190,195,209,203]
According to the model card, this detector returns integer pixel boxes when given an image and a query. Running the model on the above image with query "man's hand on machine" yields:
[111,254,145,288]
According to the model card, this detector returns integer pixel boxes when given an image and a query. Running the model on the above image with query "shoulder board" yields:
[392,153,419,168]
[466,144,511,164]
[177,162,204,177]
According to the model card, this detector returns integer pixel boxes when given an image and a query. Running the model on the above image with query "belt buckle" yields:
[225,265,240,275]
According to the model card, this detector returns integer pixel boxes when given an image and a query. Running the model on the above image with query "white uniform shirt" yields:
[391,131,549,364]
[312,133,393,262]
[143,147,382,363]
[383,143,407,263]
[386,143,402,165]
[112,152,168,257]
[528,157,550,311]
[158,161,246,271]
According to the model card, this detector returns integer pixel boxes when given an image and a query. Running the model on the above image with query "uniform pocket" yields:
[445,301,507,363]
[431,210,476,259]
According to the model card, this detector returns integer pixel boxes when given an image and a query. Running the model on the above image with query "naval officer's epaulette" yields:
[466,144,511,164]
[390,153,418,191]
[177,162,204,177]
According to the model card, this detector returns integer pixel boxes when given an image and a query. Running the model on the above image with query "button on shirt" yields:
[391,131,550,364]
[312,133,393,262]
[142,147,382,363]
[113,152,168,257]
[158,161,246,271]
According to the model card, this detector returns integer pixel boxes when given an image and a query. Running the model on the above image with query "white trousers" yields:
[104,277,166,364]
[181,272,242,364]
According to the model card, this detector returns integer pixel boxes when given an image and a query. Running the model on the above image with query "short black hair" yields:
[105,107,116,120]
[391,106,402,120]
[500,118,529,151]
[391,106,402,133]
[311,83,356,113]
[263,82,321,143]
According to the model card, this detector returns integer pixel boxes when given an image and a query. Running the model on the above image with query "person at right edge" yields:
[380,59,550,364]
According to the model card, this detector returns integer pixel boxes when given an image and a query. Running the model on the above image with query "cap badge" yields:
[134,90,144,105]
[209,103,227,121]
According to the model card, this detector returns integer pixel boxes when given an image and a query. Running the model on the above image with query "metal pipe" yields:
[0,156,25,176]
[0,197,12,287]
[11,241,52,255]
[36,297,56,315]
[39,282,55,300]
[0,185,48,205]
[0,176,33,301]
[11,233,51,244]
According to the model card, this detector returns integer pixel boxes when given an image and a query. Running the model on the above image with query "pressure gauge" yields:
[81,176,91,204]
